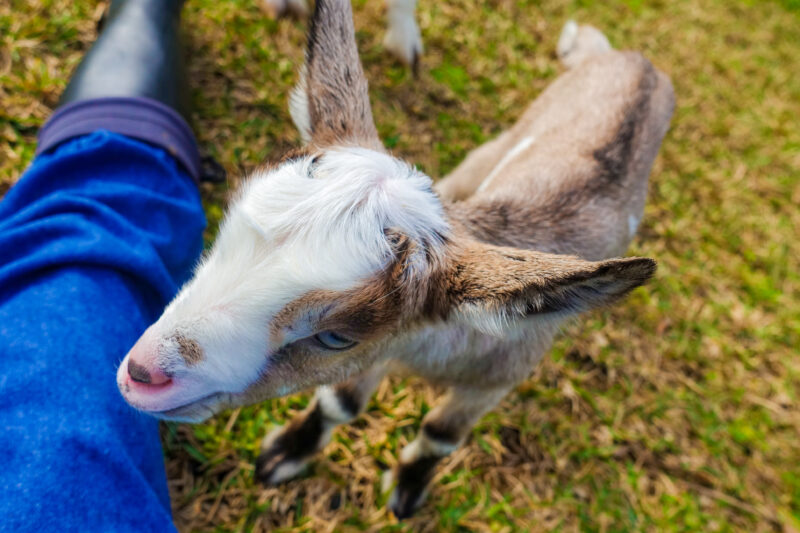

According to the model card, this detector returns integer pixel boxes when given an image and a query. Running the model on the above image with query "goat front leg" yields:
[386,386,510,519]
[256,364,386,485]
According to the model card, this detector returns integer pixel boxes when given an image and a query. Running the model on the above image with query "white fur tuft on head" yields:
[237,146,449,286]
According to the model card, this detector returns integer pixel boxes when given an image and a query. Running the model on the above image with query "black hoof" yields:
[255,411,324,485]
[390,486,425,520]
[254,445,286,485]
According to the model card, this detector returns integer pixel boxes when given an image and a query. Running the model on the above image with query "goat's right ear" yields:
[290,0,381,150]
[438,241,656,335]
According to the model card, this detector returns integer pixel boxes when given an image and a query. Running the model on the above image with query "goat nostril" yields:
[128,360,152,384]
[127,358,172,387]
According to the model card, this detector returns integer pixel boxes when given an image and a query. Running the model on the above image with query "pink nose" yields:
[127,334,171,386]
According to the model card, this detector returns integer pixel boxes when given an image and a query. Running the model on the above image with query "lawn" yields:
[2,0,799,531]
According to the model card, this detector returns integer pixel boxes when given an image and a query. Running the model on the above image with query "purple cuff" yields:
[37,97,200,182]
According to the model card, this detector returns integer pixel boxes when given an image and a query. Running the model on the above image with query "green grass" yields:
[2,0,799,531]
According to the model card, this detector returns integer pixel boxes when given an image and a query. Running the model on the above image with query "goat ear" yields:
[290,0,381,149]
[443,241,656,335]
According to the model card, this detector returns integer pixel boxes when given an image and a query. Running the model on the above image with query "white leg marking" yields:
[476,135,536,193]
[383,0,423,66]
[260,424,285,452]
[317,385,355,424]
[267,459,307,484]
[399,434,459,464]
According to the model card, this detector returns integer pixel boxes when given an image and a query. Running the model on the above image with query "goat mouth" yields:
[127,377,173,391]
[149,392,228,422]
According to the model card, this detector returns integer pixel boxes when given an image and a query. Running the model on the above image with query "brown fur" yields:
[254,146,313,176]
[269,278,401,345]
[172,334,203,366]
[423,238,655,321]
[301,0,382,150]
[438,52,675,260]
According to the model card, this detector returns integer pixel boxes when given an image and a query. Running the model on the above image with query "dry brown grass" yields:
[2,0,799,531]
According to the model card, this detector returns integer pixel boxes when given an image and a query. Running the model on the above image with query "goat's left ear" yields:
[290,0,381,150]
[442,241,656,334]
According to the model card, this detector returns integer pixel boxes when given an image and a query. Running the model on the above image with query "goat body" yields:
[117,2,673,519]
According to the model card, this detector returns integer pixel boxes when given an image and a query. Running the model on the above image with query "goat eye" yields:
[314,331,356,350]
[307,155,321,178]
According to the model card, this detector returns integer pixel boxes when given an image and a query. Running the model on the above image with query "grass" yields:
[2,0,799,531]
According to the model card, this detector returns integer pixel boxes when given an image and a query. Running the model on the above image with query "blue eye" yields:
[307,155,321,178]
[314,331,357,350]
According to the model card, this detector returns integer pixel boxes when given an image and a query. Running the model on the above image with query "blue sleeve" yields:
[0,131,206,532]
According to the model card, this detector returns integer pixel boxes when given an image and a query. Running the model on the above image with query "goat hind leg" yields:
[255,364,385,485]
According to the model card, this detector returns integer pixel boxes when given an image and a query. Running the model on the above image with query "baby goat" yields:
[263,0,423,71]
[117,1,674,519]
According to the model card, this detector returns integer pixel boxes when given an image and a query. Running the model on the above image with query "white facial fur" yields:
[120,147,448,418]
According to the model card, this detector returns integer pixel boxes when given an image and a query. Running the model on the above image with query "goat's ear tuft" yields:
[442,241,656,335]
[290,0,381,149]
